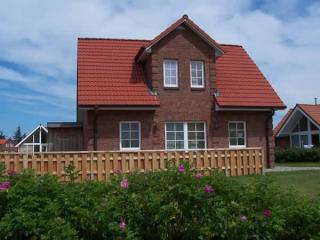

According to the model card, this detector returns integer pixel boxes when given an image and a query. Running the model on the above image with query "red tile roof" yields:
[297,104,320,126]
[78,39,159,106]
[215,44,285,109]
[77,16,285,109]
[273,109,293,137]
[0,139,6,145]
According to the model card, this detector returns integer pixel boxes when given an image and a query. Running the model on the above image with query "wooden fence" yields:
[0,148,264,181]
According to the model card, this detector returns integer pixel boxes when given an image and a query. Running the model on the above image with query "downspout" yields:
[93,106,98,151]
[265,108,275,168]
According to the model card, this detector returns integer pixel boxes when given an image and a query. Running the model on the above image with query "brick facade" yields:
[82,27,275,167]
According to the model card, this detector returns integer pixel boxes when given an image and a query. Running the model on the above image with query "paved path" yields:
[265,166,320,173]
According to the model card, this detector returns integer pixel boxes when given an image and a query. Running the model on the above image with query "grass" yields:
[276,162,320,167]
[238,170,320,199]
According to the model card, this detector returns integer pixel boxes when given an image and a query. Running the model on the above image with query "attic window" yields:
[163,59,178,87]
[190,61,204,88]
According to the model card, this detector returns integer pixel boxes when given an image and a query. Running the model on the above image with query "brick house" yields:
[48,15,285,167]
[274,103,320,149]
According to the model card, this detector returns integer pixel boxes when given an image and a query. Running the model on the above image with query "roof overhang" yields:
[276,105,320,137]
[78,105,159,111]
[215,104,274,112]
[47,122,83,128]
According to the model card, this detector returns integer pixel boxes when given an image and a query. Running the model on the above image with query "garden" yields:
[0,161,319,240]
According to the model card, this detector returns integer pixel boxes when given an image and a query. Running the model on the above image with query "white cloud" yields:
[0,0,319,129]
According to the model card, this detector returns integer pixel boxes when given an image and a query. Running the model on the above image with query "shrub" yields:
[0,162,319,239]
[275,148,320,163]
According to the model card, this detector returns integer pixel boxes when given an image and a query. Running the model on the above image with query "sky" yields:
[0,0,319,137]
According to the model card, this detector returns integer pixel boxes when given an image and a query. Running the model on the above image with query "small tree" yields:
[13,126,22,142]
[0,130,5,139]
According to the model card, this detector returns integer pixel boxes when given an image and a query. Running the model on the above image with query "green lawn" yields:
[238,171,320,199]
[276,162,320,167]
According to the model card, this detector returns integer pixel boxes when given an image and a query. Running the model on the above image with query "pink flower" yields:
[195,172,204,179]
[120,179,129,189]
[240,215,247,221]
[119,220,126,230]
[203,184,214,193]
[0,181,10,191]
[178,164,185,173]
[263,208,272,218]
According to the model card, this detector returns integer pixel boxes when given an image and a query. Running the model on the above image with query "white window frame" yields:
[228,121,247,148]
[119,121,141,151]
[165,122,207,151]
[163,59,178,87]
[190,60,204,88]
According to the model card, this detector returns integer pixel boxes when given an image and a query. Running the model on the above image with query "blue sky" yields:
[0,0,319,137]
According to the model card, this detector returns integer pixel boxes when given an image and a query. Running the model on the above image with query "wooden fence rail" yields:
[0,148,264,181]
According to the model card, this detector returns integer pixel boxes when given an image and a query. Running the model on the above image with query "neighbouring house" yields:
[0,139,17,152]
[16,125,48,153]
[0,139,5,152]
[274,104,320,149]
[48,15,285,167]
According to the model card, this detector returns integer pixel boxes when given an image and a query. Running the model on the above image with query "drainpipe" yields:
[93,106,98,151]
[265,108,275,168]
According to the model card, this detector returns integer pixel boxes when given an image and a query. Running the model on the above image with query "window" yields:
[166,123,184,150]
[190,61,204,88]
[228,121,246,148]
[163,59,178,87]
[291,135,300,148]
[187,123,205,149]
[165,122,206,150]
[120,122,141,150]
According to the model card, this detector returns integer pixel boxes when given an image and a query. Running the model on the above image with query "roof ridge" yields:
[78,37,151,42]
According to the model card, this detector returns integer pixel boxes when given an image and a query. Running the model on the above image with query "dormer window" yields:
[163,59,178,87]
[190,61,204,88]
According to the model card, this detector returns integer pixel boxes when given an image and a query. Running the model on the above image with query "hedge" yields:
[275,148,320,163]
[0,162,319,239]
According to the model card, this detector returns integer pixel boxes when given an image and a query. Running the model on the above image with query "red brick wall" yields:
[275,137,290,150]
[82,27,274,166]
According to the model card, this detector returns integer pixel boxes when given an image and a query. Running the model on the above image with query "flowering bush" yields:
[0,161,319,239]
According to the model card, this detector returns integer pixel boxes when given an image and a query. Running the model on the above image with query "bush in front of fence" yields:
[275,148,320,163]
[0,162,319,240]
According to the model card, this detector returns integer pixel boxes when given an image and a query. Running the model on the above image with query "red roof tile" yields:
[273,109,293,137]
[215,44,285,109]
[77,16,285,109]
[78,38,159,106]
[297,104,320,125]
[0,139,6,145]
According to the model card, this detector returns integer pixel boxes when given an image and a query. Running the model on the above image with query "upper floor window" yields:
[228,121,246,148]
[163,59,178,87]
[120,121,141,150]
[190,61,204,88]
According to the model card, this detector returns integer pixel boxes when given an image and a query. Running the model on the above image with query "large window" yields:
[120,122,141,150]
[190,61,204,88]
[165,122,206,150]
[163,59,178,87]
[228,121,246,148]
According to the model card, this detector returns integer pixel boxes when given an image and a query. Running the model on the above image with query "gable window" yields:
[163,59,178,87]
[228,121,246,148]
[165,122,206,150]
[120,122,141,150]
[190,61,204,88]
